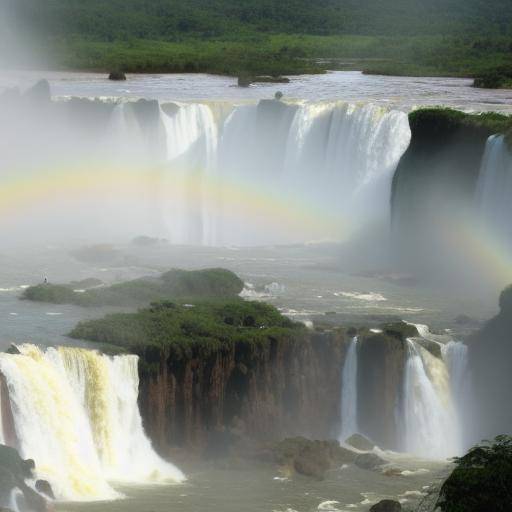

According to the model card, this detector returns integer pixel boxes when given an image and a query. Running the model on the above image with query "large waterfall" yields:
[157,100,411,246]
[0,345,184,502]
[475,134,512,251]
[0,97,410,247]
[339,336,358,442]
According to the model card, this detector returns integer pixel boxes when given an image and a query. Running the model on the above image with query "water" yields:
[476,135,512,252]
[0,345,184,501]
[2,71,512,112]
[401,340,460,459]
[339,337,359,442]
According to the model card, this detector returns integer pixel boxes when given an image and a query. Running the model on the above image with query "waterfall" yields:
[0,345,184,502]
[402,339,460,459]
[442,341,471,451]
[157,99,410,246]
[339,336,359,441]
[476,135,512,250]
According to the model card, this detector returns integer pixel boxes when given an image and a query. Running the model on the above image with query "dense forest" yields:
[4,0,512,80]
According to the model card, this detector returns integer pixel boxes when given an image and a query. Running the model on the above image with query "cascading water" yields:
[107,99,410,246]
[442,341,471,451]
[475,134,512,251]
[339,336,358,442]
[0,345,184,502]
[401,339,460,459]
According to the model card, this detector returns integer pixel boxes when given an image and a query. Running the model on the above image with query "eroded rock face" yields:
[138,331,347,454]
[357,331,407,450]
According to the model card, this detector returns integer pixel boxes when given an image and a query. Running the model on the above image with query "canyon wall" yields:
[137,331,347,455]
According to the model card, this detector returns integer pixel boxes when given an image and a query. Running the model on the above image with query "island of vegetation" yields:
[5,0,512,85]
[21,268,244,307]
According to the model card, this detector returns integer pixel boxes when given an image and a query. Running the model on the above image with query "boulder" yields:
[108,71,126,81]
[354,452,387,471]
[35,480,55,500]
[345,433,375,451]
[369,499,401,512]
[273,437,357,480]
[237,76,252,87]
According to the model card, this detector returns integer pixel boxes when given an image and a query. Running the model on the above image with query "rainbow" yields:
[0,162,349,243]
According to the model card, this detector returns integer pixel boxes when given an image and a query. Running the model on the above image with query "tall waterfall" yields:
[114,99,410,246]
[0,345,184,502]
[401,339,460,459]
[476,135,512,251]
[339,336,358,441]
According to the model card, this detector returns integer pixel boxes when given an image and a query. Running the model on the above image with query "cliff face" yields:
[358,332,407,450]
[390,109,511,276]
[138,331,347,454]
[469,285,512,442]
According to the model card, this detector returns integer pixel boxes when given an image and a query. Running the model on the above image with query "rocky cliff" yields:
[138,329,346,455]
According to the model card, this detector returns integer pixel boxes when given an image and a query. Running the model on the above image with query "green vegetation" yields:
[69,299,302,365]
[6,0,512,80]
[437,435,512,512]
[474,67,512,89]
[409,108,512,137]
[22,268,244,307]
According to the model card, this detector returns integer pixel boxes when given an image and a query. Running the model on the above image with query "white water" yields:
[339,336,358,441]
[105,99,410,247]
[401,339,460,459]
[0,345,184,502]
[476,135,512,251]
[442,341,471,451]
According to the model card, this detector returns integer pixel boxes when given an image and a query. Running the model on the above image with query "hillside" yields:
[4,0,512,79]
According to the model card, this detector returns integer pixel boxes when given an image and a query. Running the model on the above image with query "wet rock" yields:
[273,437,357,480]
[345,433,375,451]
[237,76,252,87]
[23,79,51,104]
[354,452,387,471]
[416,339,442,358]
[6,344,20,355]
[108,71,126,81]
[369,499,401,512]
[35,479,55,499]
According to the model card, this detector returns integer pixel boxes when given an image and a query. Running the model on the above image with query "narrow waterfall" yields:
[402,339,460,459]
[442,341,471,451]
[339,336,358,442]
[475,135,512,251]
[0,345,184,502]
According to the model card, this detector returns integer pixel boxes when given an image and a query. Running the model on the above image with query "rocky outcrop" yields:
[357,329,408,450]
[345,433,375,451]
[272,437,357,480]
[0,445,49,512]
[391,108,512,275]
[469,285,512,441]
[138,330,347,455]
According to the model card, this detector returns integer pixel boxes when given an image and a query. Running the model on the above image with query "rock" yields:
[345,433,375,451]
[6,344,20,355]
[383,322,418,341]
[275,91,283,100]
[369,499,401,512]
[108,71,126,81]
[35,479,55,499]
[354,452,387,471]
[273,437,357,480]
[23,80,51,104]
[416,339,442,358]
[237,76,252,87]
